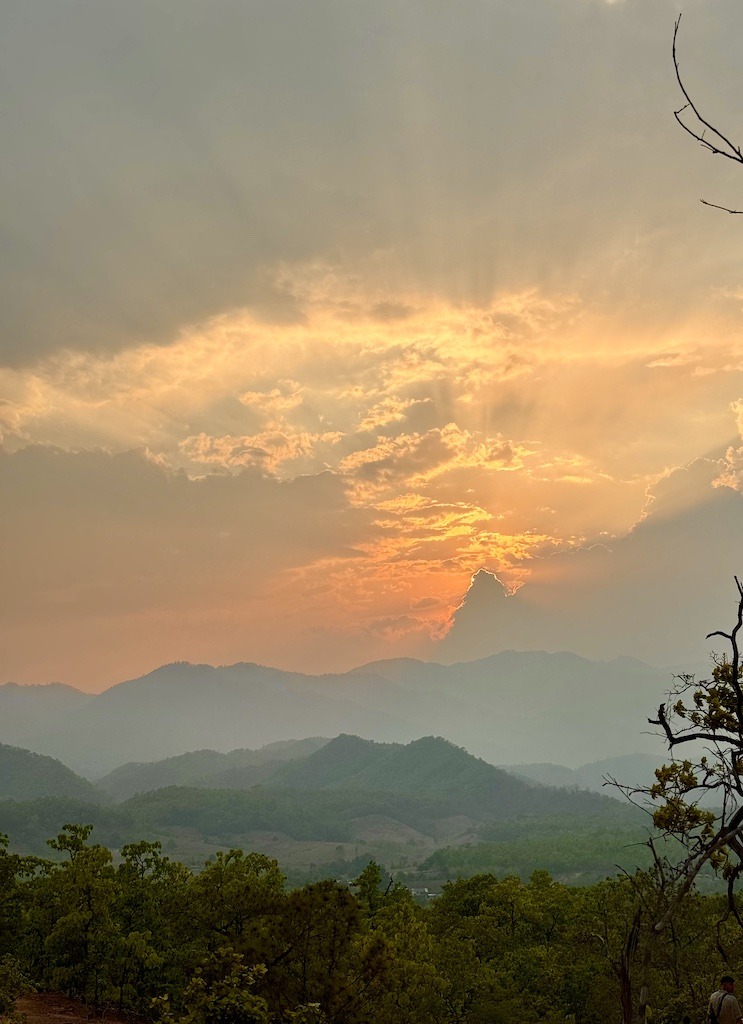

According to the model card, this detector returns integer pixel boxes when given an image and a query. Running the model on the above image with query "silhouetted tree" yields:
[611,580,743,1022]
[673,14,743,214]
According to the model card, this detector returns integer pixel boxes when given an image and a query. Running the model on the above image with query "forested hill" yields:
[0,735,645,880]
[98,734,630,821]
[265,735,627,819]
[97,737,329,801]
[0,744,103,803]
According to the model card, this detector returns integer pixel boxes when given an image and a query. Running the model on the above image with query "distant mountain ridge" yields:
[0,735,646,882]
[0,651,671,775]
[0,682,91,736]
[264,734,626,819]
[97,734,634,822]
[98,738,329,800]
[501,753,662,798]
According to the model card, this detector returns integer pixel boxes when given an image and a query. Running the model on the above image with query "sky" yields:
[3,0,743,691]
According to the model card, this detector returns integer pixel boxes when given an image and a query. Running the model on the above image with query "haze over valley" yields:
[1,650,671,776]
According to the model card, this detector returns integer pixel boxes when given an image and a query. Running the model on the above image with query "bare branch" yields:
[700,200,743,214]
[673,15,743,164]
[673,15,743,211]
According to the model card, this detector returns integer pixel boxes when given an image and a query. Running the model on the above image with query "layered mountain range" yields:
[0,733,649,885]
[1,650,673,776]
[0,734,651,811]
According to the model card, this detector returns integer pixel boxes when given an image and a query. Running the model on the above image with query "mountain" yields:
[5,662,413,776]
[97,738,329,800]
[0,743,104,803]
[2,651,672,775]
[266,735,630,819]
[96,733,641,819]
[503,753,662,796]
[503,762,579,789]
[340,651,670,766]
[0,682,91,742]
[0,735,645,883]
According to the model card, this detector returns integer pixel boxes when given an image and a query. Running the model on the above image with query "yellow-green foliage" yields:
[4,826,743,1024]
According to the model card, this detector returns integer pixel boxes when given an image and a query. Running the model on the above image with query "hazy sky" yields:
[4,0,743,690]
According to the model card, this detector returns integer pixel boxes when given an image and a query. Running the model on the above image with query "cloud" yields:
[0,445,374,687]
[179,429,344,474]
[340,424,521,494]
[5,0,743,686]
[5,0,743,368]
[438,458,743,668]
[4,274,743,687]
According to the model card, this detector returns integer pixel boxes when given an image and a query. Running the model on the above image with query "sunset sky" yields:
[4,0,743,691]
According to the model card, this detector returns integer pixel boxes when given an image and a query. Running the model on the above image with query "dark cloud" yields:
[438,459,743,670]
[4,0,743,365]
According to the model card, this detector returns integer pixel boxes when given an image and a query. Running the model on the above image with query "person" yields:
[710,977,743,1024]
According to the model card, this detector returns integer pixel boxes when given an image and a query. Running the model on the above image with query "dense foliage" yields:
[0,745,102,804]
[0,791,648,886]
[1,824,741,1024]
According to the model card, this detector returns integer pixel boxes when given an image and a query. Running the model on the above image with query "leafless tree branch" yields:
[673,14,743,213]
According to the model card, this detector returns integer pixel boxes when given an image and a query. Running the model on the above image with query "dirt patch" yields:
[16,993,146,1024]
[429,815,481,843]
[348,815,430,844]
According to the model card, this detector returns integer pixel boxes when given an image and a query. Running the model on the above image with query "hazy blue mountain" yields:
[0,682,91,746]
[251,738,331,762]
[0,743,104,803]
[503,752,662,796]
[4,651,672,775]
[501,762,579,789]
[574,753,661,792]
[341,651,671,766]
[14,663,414,776]
[98,738,330,800]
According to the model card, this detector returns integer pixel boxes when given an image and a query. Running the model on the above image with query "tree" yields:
[153,948,270,1024]
[0,955,34,1024]
[646,578,743,883]
[187,849,285,964]
[113,841,193,1011]
[673,14,743,214]
[260,880,391,1024]
[30,824,120,1004]
[614,580,743,1022]
[0,833,39,958]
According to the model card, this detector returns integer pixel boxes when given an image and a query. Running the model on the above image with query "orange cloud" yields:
[4,267,743,685]
[179,429,344,473]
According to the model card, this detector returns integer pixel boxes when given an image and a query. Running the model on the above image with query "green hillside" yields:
[98,748,264,800]
[96,734,635,826]
[0,743,104,803]
[0,783,651,885]
[97,737,330,800]
[268,735,629,819]
[0,797,133,855]
[123,784,439,841]
[0,734,646,882]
